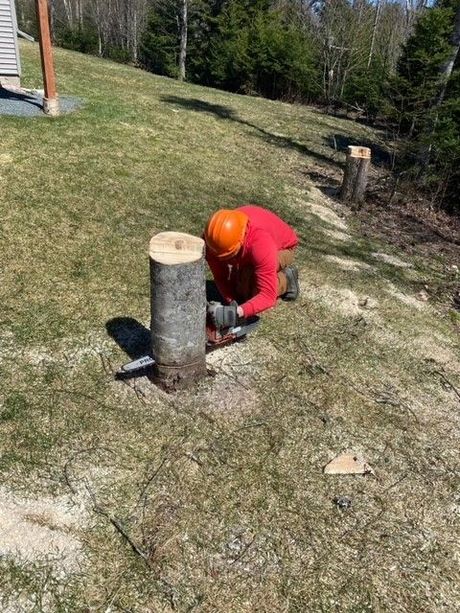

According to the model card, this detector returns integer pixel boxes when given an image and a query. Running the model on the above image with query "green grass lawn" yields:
[0,42,459,612]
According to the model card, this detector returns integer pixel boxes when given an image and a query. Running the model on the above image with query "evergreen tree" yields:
[392,5,456,134]
[140,0,220,81]
[140,6,179,77]
[341,58,387,119]
[209,0,319,100]
[390,0,460,211]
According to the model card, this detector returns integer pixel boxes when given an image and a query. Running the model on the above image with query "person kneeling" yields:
[204,205,299,327]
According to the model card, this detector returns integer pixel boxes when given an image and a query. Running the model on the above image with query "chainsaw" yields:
[116,303,259,377]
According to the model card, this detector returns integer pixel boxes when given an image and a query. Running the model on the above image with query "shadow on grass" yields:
[106,282,221,360]
[162,95,340,167]
[106,317,150,361]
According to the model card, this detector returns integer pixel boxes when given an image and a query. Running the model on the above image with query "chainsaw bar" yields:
[116,317,260,378]
[117,354,156,375]
[210,316,260,342]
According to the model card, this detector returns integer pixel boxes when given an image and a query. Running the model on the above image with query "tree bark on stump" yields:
[149,232,206,391]
[340,146,371,209]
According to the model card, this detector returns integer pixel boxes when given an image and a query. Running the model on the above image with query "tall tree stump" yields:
[149,232,206,390]
[340,146,371,208]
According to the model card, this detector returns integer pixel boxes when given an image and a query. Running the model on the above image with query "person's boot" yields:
[282,266,300,301]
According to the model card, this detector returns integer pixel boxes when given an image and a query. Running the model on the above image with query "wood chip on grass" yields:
[324,453,375,475]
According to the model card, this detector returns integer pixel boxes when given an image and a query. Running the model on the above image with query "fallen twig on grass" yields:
[84,478,152,567]
[136,456,169,509]
[381,473,408,493]
[93,502,152,566]
[339,508,386,542]
[373,388,419,422]
[435,370,460,402]
[339,472,410,542]
[122,377,149,405]
[276,337,418,423]
[216,358,252,390]
[185,451,204,467]
[84,480,182,608]
[229,535,256,565]
[63,446,115,495]
[99,353,114,377]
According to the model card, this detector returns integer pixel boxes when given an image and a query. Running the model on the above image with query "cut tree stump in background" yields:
[340,146,371,208]
[149,232,206,390]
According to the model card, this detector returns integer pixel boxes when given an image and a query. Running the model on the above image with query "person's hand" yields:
[207,301,239,328]
[237,306,244,318]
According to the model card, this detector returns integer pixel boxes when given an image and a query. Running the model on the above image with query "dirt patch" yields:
[323,255,373,272]
[357,199,460,265]
[372,252,412,268]
[0,487,85,571]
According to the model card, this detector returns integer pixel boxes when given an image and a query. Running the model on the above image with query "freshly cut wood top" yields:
[347,146,371,159]
[149,232,204,265]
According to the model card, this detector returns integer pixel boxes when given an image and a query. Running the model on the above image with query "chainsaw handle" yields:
[206,300,239,328]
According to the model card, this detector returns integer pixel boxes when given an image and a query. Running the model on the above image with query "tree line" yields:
[17,0,460,213]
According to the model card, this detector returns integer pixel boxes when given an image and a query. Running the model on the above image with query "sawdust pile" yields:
[0,487,85,571]
[385,282,426,310]
[372,252,412,268]
[202,342,261,415]
[0,153,13,165]
[306,284,378,317]
[0,330,113,369]
[321,227,352,243]
[306,201,348,231]
[323,255,373,272]
[287,185,349,231]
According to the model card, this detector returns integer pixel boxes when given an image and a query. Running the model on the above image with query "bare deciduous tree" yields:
[178,0,188,80]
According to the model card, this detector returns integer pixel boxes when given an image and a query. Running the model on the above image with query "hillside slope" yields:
[0,42,458,611]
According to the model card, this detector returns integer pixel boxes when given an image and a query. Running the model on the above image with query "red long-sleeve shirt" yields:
[206,206,298,317]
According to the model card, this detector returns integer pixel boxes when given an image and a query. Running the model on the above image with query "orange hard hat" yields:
[204,209,249,259]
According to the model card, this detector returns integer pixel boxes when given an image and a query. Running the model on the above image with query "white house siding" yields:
[0,0,20,80]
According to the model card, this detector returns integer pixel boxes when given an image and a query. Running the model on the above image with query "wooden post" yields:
[149,232,206,390]
[340,146,371,208]
[35,0,59,116]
